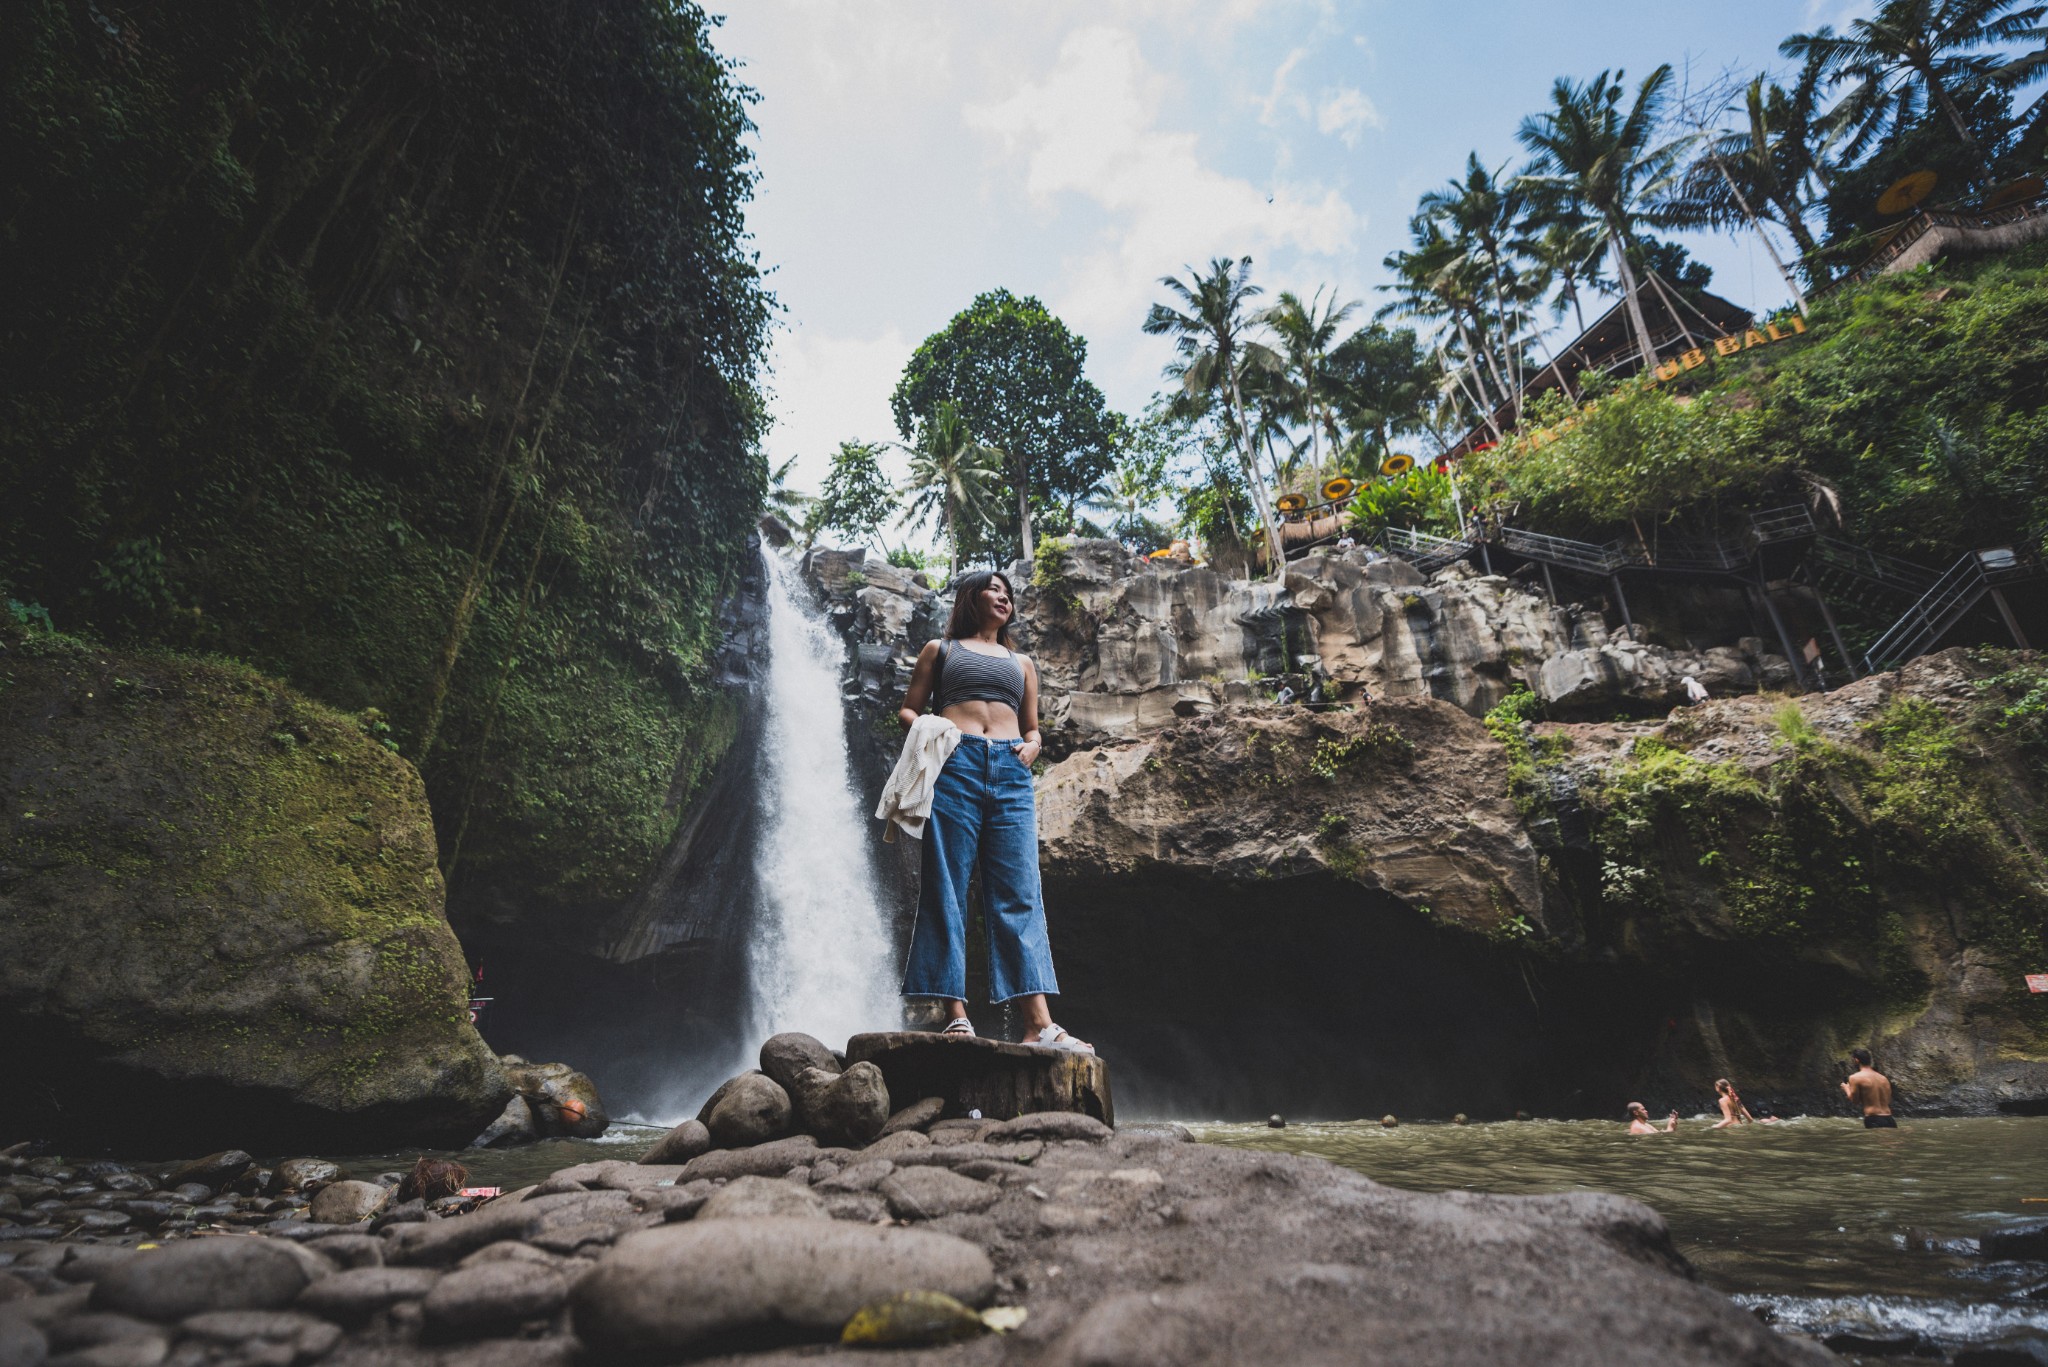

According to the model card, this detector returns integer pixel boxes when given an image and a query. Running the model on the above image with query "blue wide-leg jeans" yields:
[902,734,1061,1004]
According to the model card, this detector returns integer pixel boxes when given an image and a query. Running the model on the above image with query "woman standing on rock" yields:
[884,569,1092,1054]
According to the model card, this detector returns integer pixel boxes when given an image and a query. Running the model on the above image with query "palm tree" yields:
[899,401,1002,578]
[765,456,816,530]
[1419,155,1531,404]
[1261,287,1359,476]
[1144,257,1289,579]
[1784,0,2047,170]
[1663,69,1833,303]
[1518,66,1684,374]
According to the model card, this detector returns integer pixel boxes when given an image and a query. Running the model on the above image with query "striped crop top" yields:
[932,640,1027,715]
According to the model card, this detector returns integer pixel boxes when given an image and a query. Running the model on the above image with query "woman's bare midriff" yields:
[941,700,1022,739]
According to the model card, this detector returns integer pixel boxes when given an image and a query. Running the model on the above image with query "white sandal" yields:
[1032,1023,1094,1055]
[941,1017,976,1037]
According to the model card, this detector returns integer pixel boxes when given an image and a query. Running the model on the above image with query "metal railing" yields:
[1809,536,1939,599]
[1863,547,2041,671]
[1378,526,1472,574]
[1836,195,2048,288]
[1488,505,1815,578]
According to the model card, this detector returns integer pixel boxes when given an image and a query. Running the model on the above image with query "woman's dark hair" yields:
[1714,1078,1733,1095]
[944,570,1016,644]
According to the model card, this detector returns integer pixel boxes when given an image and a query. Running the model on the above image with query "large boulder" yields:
[0,633,509,1150]
[499,1059,608,1140]
[787,1061,890,1147]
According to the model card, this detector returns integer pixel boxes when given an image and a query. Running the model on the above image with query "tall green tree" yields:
[1261,287,1360,474]
[1518,66,1684,374]
[1784,0,2046,170]
[891,289,1120,564]
[812,440,897,548]
[1326,325,1434,464]
[1143,256,1289,580]
[900,402,1003,579]
[1419,155,1532,409]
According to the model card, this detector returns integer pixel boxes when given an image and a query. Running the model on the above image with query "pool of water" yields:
[1192,1116,2048,1352]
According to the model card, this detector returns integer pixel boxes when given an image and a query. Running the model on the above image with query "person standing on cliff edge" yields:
[1843,1048,1895,1128]
[879,569,1093,1054]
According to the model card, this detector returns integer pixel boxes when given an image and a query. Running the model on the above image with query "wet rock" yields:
[0,1315,44,1367]
[879,1167,1001,1221]
[308,1181,391,1225]
[438,1338,580,1367]
[112,1203,174,1231]
[674,1136,820,1186]
[1823,1329,1937,1357]
[982,1111,1110,1144]
[368,1197,428,1231]
[40,1338,168,1367]
[790,1062,890,1148]
[638,1120,710,1166]
[823,1192,890,1224]
[840,1290,987,1346]
[570,1218,995,1357]
[269,1160,343,1195]
[1983,1220,2048,1261]
[879,1098,947,1137]
[1953,1340,2048,1366]
[1121,1122,1194,1143]
[458,1243,569,1271]
[53,1249,142,1284]
[90,1238,309,1321]
[500,1060,608,1141]
[637,1182,716,1223]
[696,1177,829,1223]
[760,1033,841,1094]
[383,1190,636,1267]
[296,1267,442,1324]
[165,1186,212,1208]
[161,1153,252,1194]
[420,1261,568,1341]
[705,1073,793,1149]
[470,1094,539,1149]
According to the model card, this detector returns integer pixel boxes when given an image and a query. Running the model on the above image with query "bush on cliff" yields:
[0,619,509,1150]
[1468,242,2048,561]
[0,0,770,932]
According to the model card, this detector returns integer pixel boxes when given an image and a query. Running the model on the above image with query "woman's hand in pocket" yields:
[1016,738,1042,768]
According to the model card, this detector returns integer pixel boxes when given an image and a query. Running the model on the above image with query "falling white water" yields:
[746,545,899,1051]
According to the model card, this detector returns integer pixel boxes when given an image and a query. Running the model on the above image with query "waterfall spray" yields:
[747,545,899,1051]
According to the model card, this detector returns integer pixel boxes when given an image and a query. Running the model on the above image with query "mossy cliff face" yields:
[1032,648,2048,1117]
[0,625,509,1151]
[1541,648,2048,1114]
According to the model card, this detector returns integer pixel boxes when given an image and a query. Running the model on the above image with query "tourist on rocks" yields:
[1682,675,1710,706]
[1627,1102,1678,1135]
[1842,1048,1896,1128]
[1712,1078,1761,1128]
[886,569,1093,1055]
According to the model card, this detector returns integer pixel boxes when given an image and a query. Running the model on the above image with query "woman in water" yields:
[1712,1077,1761,1128]
[896,570,1091,1053]
[1627,1102,1677,1135]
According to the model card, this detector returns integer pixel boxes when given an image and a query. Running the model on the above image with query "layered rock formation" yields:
[0,627,509,1150]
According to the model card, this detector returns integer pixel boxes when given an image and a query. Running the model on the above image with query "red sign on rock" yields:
[2027,974,2048,994]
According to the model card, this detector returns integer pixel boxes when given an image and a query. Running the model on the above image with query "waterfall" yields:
[746,544,899,1051]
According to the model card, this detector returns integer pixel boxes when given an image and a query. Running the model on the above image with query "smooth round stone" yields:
[297,1266,441,1323]
[638,1120,711,1167]
[705,1074,793,1149]
[68,1211,133,1234]
[878,1167,1001,1221]
[0,1314,46,1367]
[44,1312,165,1350]
[179,1308,341,1360]
[421,1261,569,1340]
[695,1176,829,1223]
[759,1033,841,1093]
[308,1181,391,1225]
[571,1217,995,1357]
[90,1237,310,1321]
[160,1152,253,1193]
[270,1160,344,1195]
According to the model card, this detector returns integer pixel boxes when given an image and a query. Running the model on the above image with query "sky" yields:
[713,0,1875,512]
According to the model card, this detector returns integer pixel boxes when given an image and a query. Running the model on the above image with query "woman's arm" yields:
[899,641,942,730]
[1017,655,1042,765]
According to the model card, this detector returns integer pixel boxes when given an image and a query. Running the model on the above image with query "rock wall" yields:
[0,626,509,1151]
[798,542,2045,1119]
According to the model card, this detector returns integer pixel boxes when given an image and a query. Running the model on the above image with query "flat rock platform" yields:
[847,1031,1113,1126]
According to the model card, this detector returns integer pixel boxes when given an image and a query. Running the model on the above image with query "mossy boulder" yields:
[0,626,509,1150]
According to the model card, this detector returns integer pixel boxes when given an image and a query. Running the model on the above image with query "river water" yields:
[1195,1116,2048,1353]
[331,1115,2048,1353]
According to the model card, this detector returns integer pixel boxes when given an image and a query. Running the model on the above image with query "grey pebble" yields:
[420,1262,567,1341]
[90,1239,309,1322]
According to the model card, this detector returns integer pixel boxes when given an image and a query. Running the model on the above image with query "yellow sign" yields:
[1651,316,1808,382]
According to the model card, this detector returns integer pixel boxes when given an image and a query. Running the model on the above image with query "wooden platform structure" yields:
[846,1032,1114,1126]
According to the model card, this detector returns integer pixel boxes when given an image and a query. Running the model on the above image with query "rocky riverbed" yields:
[0,1037,1843,1366]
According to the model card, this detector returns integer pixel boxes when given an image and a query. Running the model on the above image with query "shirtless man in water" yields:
[1842,1048,1896,1128]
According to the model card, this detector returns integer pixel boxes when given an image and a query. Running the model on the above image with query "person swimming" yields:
[1712,1078,1759,1128]
[1627,1102,1677,1135]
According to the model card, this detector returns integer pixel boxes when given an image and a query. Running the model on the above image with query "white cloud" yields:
[759,325,916,497]
[965,25,1361,366]
[1315,86,1381,146]
[1257,47,1311,126]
